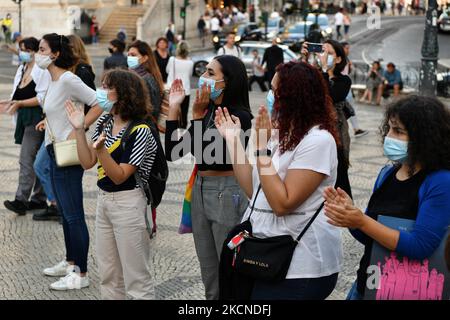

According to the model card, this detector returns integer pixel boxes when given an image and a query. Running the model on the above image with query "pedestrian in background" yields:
[1,13,13,44]
[334,8,344,41]
[343,9,351,41]
[154,37,170,84]
[166,41,193,129]
[262,38,284,89]
[248,49,267,92]
[217,33,242,58]
[90,15,99,45]
[197,15,207,48]
[103,39,128,71]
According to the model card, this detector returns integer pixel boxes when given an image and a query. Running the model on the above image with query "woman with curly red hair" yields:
[215,61,343,300]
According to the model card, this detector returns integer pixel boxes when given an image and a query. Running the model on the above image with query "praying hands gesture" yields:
[323,186,366,229]
[255,105,272,151]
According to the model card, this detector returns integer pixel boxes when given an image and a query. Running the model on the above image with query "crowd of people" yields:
[0,26,449,301]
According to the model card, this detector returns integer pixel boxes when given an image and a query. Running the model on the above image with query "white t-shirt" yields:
[241,127,342,279]
[217,45,242,59]
[335,12,344,26]
[166,56,194,96]
[211,17,220,31]
[43,71,97,146]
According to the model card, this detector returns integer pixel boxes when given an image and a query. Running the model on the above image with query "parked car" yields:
[266,17,286,40]
[212,22,263,50]
[306,13,333,39]
[281,21,313,52]
[438,10,450,33]
[191,41,298,77]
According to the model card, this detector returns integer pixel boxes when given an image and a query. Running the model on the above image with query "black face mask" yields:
[108,48,114,54]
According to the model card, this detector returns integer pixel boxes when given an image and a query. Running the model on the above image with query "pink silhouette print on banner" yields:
[404,258,421,300]
[436,274,444,300]
[419,259,429,300]
[426,269,438,300]
[392,257,408,299]
[374,253,445,300]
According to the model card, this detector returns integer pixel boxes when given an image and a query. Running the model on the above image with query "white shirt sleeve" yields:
[166,56,175,86]
[288,130,337,177]
[10,65,23,100]
[31,65,51,106]
[66,73,97,106]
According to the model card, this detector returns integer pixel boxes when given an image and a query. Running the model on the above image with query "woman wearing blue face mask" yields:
[165,55,253,300]
[2,37,51,216]
[323,95,450,300]
[67,69,157,299]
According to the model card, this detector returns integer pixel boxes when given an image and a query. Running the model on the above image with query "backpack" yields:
[122,118,169,208]
[99,115,169,208]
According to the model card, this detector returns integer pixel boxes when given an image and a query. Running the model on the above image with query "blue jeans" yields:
[34,142,55,202]
[251,273,339,300]
[347,281,364,300]
[47,145,89,273]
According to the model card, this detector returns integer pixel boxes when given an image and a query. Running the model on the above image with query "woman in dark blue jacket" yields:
[323,95,450,300]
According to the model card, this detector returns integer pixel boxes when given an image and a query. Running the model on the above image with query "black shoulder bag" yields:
[231,185,324,282]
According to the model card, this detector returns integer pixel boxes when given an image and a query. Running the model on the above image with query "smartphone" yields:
[308,43,323,53]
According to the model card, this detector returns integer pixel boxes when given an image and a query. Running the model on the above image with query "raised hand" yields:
[255,105,271,150]
[169,78,186,107]
[193,83,210,119]
[93,132,106,150]
[65,99,85,130]
[323,186,353,207]
[214,107,241,141]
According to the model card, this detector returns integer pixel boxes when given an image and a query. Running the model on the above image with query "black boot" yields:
[4,199,29,215]
[27,201,48,212]
[32,204,60,221]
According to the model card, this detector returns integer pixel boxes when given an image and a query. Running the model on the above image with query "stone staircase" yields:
[99,6,146,43]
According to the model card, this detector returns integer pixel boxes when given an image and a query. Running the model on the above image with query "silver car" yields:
[191,41,299,77]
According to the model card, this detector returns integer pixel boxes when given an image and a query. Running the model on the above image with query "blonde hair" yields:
[67,34,92,72]
[176,41,190,59]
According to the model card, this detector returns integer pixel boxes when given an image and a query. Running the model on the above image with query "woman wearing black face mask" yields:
[103,39,127,71]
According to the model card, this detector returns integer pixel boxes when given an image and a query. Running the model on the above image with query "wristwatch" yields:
[255,149,272,157]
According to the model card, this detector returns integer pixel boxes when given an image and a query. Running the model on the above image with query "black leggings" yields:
[179,95,191,129]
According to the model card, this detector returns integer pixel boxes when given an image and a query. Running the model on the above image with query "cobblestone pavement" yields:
[0,81,400,299]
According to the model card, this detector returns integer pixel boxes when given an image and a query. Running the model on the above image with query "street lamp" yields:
[11,0,22,33]
[419,0,439,96]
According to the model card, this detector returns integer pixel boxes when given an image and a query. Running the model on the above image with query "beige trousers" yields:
[95,188,154,300]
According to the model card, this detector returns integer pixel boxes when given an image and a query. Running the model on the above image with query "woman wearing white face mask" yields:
[323,95,450,300]
[35,33,103,291]
[1,37,51,216]
[66,69,158,300]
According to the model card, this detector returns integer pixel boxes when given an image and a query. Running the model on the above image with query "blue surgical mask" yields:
[19,51,32,63]
[96,89,115,112]
[383,136,408,162]
[127,56,140,69]
[266,90,275,115]
[198,76,225,101]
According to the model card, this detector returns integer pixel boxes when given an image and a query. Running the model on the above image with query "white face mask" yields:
[35,53,53,70]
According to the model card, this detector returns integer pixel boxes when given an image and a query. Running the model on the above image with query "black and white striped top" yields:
[92,114,157,192]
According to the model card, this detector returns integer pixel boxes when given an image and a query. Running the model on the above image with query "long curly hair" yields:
[273,61,339,154]
[380,95,450,176]
[102,69,151,122]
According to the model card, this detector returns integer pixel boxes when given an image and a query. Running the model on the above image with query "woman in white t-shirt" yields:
[34,33,103,291]
[166,41,193,129]
[215,61,343,300]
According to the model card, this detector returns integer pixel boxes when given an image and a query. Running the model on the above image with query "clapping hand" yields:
[323,187,366,229]
[169,78,186,107]
[214,107,241,141]
[93,132,106,150]
[65,100,85,130]
[193,82,211,119]
[255,105,271,150]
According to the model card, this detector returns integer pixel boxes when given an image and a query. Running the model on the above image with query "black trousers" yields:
[180,95,191,129]
[248,75,268,92]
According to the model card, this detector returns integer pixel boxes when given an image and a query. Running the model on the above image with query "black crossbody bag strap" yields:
[247,183,324,243]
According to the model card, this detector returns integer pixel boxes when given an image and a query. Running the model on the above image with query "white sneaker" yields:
[43,260,71,277]
[49,272,89,291]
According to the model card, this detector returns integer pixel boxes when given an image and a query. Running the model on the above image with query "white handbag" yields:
[45,118,80,167]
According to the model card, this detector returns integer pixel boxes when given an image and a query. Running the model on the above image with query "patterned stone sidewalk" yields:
[0,85,391,300]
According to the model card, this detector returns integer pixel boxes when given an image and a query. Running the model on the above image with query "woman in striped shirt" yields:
[66,69,157,300]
